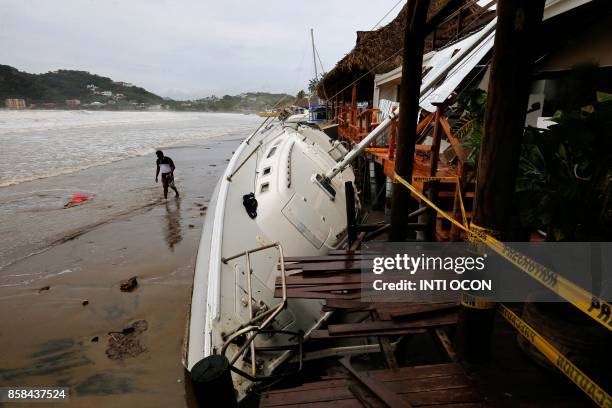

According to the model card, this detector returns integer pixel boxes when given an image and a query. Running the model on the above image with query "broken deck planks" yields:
[310,328,427,340]
[327,312,458,335]
[259,363,483,408]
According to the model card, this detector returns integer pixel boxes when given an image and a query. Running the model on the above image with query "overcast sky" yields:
[0,0,405,99]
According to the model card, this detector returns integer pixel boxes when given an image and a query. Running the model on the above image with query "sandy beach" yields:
[0,112,259,406]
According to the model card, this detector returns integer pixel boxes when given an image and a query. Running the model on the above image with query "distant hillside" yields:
[0,65,298,111]
[0,65,163,106]
[168,92,296,112]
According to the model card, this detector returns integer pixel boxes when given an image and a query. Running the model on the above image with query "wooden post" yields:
[472,0,545,236]
[389,0,431,242]
[429,104,444,177]
[345,181,357,247]
[456,0,546,363]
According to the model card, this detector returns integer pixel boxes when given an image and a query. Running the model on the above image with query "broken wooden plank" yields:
[259,385,357,407]
[276,288,360,300]
[284,260,368,272]
[279,273,362,286]
[328,313,458,335]
[433,328,458,362]
[339,357,412,408]
[284,254,377,261]
[310,328,427,340]
[368,363,465,381]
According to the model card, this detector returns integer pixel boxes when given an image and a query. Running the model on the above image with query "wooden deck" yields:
[260,363,483,408]
[257,251,594,408]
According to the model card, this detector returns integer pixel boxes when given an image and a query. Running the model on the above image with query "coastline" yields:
[0,134,240,406]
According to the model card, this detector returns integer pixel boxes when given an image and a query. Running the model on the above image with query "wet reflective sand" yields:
[0,133,243,406]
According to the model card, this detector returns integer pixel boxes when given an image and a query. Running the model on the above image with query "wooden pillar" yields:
[456,0,546,363]
[389,0,431,242]
[472,0,545,236]
[429,104,444,177]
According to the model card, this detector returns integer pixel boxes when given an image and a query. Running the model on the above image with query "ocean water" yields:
[0,109,260,269]
[0,110,261,187]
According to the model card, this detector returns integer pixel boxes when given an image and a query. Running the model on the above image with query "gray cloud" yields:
[0,0,402,99]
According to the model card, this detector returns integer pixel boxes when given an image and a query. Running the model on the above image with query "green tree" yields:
[308,78,319,94]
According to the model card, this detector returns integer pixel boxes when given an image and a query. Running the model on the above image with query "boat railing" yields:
[219,242,303,382]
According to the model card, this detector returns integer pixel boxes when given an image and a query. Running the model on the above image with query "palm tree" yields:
[308,78,319,94]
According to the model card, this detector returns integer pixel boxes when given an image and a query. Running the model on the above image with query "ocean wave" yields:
[0,111,260,188]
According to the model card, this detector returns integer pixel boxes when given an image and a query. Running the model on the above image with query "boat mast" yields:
[311,28,318,82]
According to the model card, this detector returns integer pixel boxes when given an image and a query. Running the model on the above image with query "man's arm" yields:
[169,158,176,174]
[155,164,160,182]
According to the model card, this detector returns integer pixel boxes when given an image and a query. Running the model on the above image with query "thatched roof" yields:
[317,0,492,101]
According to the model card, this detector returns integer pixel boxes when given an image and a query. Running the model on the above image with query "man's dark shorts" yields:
[161,173,175,189]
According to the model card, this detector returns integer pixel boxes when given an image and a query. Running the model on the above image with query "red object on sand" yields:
[70,194,89,203]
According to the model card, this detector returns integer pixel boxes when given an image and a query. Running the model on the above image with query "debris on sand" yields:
[91,336,99,343]
[188,224,195,228]
[82,300,89,306]
[106,319,148,360]
[119,277,138,292]
[64,193,91,208]
[38,286,50,293]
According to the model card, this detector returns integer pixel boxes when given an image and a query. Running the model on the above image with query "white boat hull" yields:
[185,120,354,399]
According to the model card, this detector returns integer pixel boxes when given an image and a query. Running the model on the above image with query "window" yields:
[263,167,271,175]
[267,147,277,158]
[260,182,270,193]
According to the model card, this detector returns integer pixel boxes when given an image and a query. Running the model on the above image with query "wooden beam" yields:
[339,357,413,408]
[423,0,467,36]
[457,0,546,364]
[390,0,431,241]
[472,0,546,237]
[429,106,442,177]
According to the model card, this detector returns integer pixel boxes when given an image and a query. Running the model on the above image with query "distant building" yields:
[86,84,98,91]
[5,98,26,109]
[113,81,134,87]
[87,101,106,107]
[65,99,81,107]
[100,91,113,97]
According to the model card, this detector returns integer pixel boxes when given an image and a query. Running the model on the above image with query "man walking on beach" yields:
[155,150,180,199]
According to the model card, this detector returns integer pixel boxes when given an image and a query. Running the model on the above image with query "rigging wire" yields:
[371,0,405,31]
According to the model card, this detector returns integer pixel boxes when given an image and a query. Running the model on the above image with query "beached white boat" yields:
[184,116,359,399]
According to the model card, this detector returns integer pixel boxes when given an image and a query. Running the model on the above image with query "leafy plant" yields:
[453,89,487,165]
[515,94,612,240]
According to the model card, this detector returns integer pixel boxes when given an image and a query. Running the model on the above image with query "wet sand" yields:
[0,135,242,406]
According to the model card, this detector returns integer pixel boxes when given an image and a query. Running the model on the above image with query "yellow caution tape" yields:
[394,173,612,331]
[460,293,496,310]
[412,175,458,182]
[498,304,612,408]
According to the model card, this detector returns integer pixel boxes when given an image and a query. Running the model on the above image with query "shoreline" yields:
[0,134,240,407]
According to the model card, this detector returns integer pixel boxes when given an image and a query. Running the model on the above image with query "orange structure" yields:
[329,91,475,241]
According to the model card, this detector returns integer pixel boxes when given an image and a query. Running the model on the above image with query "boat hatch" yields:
[281,193,328,249]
